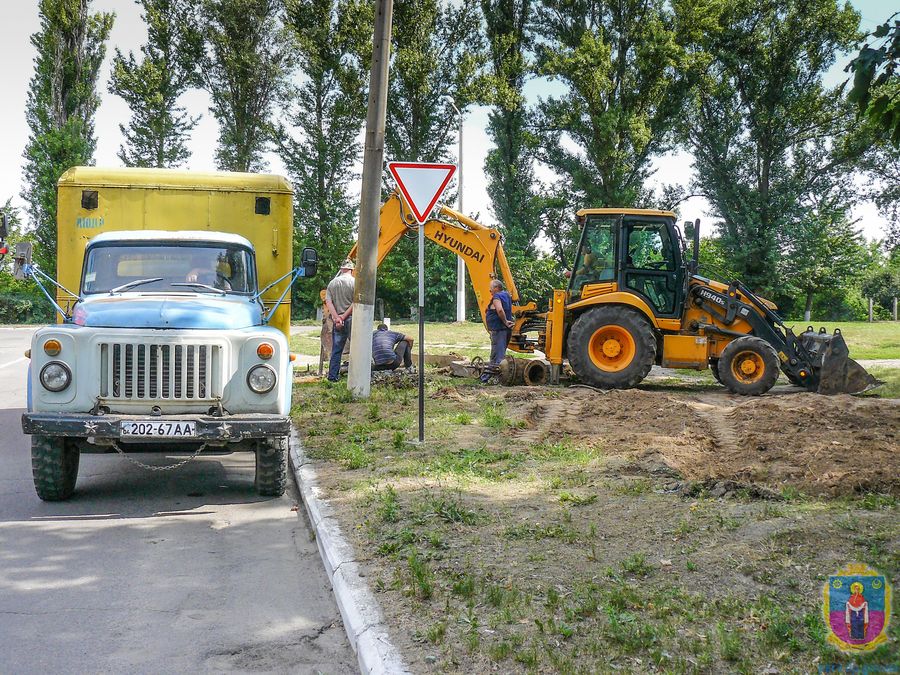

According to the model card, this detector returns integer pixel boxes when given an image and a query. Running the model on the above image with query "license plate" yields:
[120,421,197,438]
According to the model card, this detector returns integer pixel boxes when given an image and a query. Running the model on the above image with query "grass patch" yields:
[861,366,900,399]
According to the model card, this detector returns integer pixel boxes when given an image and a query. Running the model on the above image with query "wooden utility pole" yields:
[347,0,393,399]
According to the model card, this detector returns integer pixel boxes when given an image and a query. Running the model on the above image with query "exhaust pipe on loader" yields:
[799,327,881,395]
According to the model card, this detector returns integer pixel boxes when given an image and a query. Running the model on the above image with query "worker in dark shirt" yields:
[371,324,414,372]
[481,279,514,383]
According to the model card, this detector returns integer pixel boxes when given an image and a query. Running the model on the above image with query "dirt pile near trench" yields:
[506,387,900,496]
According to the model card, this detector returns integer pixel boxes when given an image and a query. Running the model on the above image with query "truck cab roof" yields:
[86,230,255,250]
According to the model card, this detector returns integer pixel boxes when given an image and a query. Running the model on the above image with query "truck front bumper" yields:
[21,412,290,444]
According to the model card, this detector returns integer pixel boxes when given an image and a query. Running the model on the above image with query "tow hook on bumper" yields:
[21,413,290,442]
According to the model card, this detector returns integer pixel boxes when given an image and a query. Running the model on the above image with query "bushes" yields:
[0,274,54,324]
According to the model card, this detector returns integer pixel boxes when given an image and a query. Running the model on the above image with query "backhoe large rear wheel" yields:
[718,336,779,396]
[567,306,656,389]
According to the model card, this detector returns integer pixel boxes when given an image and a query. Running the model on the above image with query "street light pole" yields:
[447,99,466,323]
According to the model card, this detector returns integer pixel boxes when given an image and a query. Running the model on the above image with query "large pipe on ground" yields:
[523,359,551,386]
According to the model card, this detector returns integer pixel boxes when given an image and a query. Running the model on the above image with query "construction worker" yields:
[324,260,355,382]
[371,324,414,372]
[480,279,514,383]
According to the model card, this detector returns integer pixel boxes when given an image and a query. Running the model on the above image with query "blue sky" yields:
[0,0,892,241]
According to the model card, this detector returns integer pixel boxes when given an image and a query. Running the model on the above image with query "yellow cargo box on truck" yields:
[55,166,295,337]
[16,167,318,501]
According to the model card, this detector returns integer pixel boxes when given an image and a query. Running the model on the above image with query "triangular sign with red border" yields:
[387,162,457,224]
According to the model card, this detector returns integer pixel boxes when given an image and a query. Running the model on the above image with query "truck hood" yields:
[72,294,263,329]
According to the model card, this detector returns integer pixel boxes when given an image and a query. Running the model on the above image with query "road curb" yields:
[289,432,409,675]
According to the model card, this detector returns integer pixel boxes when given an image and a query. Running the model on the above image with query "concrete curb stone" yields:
[289,432,410,675]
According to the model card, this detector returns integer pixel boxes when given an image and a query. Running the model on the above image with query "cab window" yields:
[623,220,677,314]
[571,216,616,296]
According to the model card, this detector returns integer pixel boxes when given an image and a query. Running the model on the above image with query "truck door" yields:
[619,217,681,317]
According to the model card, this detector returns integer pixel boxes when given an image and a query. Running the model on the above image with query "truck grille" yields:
[100,343,220,400]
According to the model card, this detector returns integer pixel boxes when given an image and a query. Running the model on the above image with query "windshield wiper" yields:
[109,277,164,294]
[170,282,227,295]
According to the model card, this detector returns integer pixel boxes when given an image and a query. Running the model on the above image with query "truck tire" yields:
[255,437,287,497]
[718,336,779,396]
[567,306,657,389]
[31,435,80,501]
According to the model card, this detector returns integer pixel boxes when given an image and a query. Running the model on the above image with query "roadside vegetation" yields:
[293,371,899,672]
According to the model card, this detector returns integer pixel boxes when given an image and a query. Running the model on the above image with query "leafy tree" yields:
[278,0,371,315]
[684,0,861,294]
[108,0,203,168]
[531,0,711,210]
[846,12,900,145]
[862,248,900,317]
[779,202,867,321]
[22,0,114,272]
[0,201,53,324]
[381,0,487,319]
[481,0,542,255]
[200,0,293,172]
[857,138,900,250]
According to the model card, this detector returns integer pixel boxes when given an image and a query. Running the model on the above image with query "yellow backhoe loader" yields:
[335,191,878,396]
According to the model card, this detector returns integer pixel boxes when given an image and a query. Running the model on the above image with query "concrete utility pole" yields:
[348,0,393,399]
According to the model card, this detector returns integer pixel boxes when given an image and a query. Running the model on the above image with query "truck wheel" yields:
[567,306,656,389]
[32,435,80,501]
[255,437,287,497]
[719,336,779,396]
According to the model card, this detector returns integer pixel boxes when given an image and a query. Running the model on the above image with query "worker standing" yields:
[480,279,514,383]
[324,260,356,382]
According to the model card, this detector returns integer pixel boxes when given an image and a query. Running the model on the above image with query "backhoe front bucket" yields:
[815,331,881,395]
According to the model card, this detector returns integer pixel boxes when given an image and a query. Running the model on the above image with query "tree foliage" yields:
[684,0,861,294]
[278,0,371,314]
[380,0,487,319]
[108,0,203,168]
[481,0,543,255]
[22,0,113,272]
[847,12,900,145]
[532,0,709,209]
[201,0,293,172]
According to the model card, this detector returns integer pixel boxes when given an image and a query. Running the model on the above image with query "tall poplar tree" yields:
[481,0,541,255]
[278,0,371,312]
[201,0,293,172]
[22,0,113,271]
[685,0,861,293]
[108,0,203,168]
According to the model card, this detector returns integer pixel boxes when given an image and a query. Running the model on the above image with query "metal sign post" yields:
[386,162,457,444]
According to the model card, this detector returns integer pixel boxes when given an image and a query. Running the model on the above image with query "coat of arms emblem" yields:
[823,563,891,652]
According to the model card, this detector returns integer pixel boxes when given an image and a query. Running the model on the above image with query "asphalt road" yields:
[0,327,355,674]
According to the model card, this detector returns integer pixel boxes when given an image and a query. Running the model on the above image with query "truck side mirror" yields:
[0,213,8,240]
[301,247,318,278]
[683,221,694,238]
[13,241,33,280]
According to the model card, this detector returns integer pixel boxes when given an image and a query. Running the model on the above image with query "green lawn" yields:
[294,319,900,361]
[785,321,900,360]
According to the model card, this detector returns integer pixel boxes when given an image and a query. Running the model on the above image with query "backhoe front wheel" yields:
[567,306,657,389]
[31,435,80,501]
[718,336,779,396]
[255,437,287,497]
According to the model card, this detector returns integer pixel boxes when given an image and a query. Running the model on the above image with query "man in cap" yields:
[324,259,356,382]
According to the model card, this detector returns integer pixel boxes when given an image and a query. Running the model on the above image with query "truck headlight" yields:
[40,361,72,392]
[247,364,276,394]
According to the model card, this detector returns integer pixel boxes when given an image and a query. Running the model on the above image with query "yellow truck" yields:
[17,167,317,500]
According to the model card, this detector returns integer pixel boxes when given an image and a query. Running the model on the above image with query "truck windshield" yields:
[82,243,255,295]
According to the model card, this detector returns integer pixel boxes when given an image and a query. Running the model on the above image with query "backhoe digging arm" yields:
[342,191,538,352]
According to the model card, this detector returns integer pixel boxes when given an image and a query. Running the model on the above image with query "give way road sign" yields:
[387,162,457,224]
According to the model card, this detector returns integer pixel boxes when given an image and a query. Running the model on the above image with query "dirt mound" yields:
[508,387,900,497]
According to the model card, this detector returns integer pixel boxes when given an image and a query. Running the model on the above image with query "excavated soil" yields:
[502,386,900,496]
